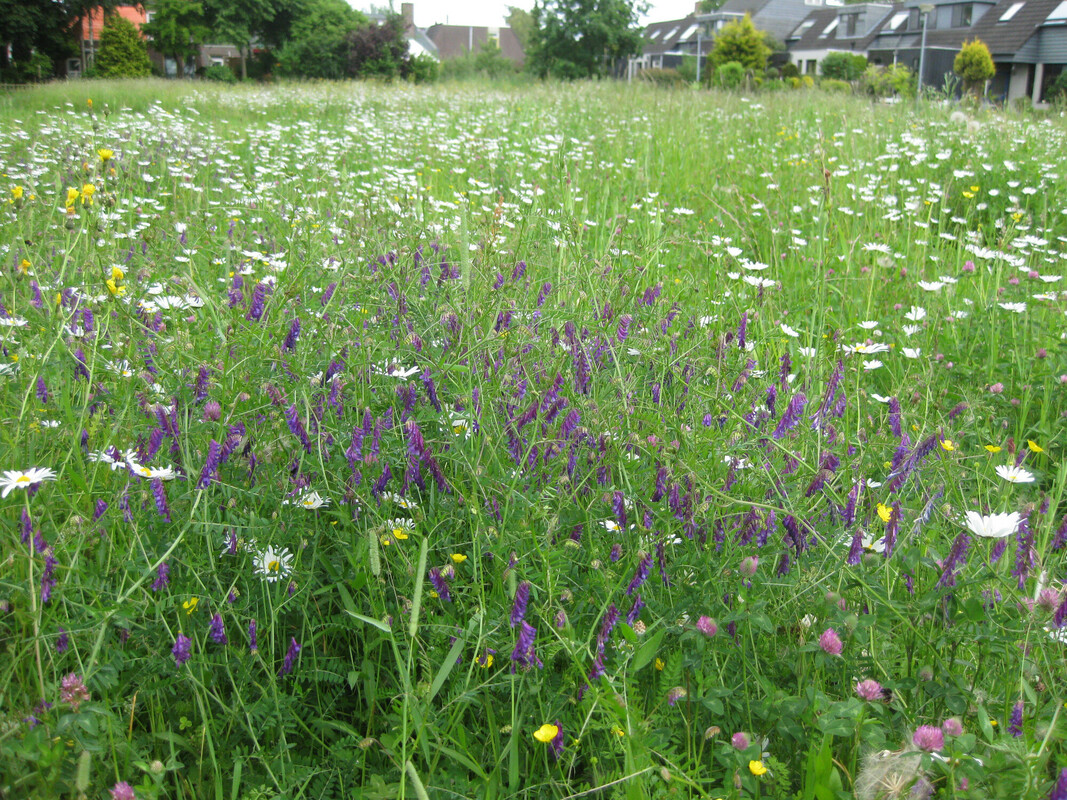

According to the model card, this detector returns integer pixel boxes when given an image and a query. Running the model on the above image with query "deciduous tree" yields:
[527,0,646,80]
[142,0,208,78]
[709,14,770,73]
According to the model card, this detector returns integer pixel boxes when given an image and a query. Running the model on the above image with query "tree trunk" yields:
[87,8,95,70]
[241,47,247,80]
[176,53,184,78]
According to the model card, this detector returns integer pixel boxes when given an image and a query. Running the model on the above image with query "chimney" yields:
[401,2,414,32]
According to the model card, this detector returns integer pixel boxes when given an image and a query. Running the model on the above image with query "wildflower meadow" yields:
[2,79,1067,799]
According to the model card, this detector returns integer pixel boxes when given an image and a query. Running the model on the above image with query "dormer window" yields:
[999,1,1023,20]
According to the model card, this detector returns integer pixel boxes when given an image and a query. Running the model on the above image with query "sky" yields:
[374,0,701,30]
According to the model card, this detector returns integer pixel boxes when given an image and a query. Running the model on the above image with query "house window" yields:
[680,24,699,39]
[806,59,817,73]
[793,19,816,37]
[1047,0,1067,22]
[888,11,909,28]
[909,8,921,29]
[952,4,972,27]
[999,2,1024,20]
[822,17,839,35]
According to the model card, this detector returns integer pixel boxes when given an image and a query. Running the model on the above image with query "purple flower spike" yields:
[511,581,530,627]
[1049,768,1067,800]
[209,613,227,645]
[278,637,301,676]
[173,633,192,668]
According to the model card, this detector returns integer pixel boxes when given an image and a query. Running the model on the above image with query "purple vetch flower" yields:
[819,628,843,655]
[40,552,57,603]
[245,281,267,321]
[937,532,971,589]
[510,621,542,670]
[248,620,258,653]
[855,679,883,701]
[626,594,644,625]
[1051,516,1067,551]
[1013,514,1035,590]
[626,552,653,595]
[843,482,861,527]
[429,567,452,602]
[1009,701,1023,737]
[609,543,622,562]
[151,562,170,592]
[73,348,90,382]
[283,317,300,351]
[596,604,619,649]
[278,637,301,676]
[737,311,748,350]
[549,721,564,759]
[616,314,633,343]
[172,633,192,668]
[420,369,441,412]
[773,392,806,439]
[209,613,227,645]
[612,490,628,530]
[1049,768,1067,800]
[56,628,69,654]
[151,479,171,521]
[883,503,900,558]
[285,405,312,453]
[511,581,530,627]
[36,377,49,404]
[197,440,222,489]
[537,282,552,307]
[846,530,864,566]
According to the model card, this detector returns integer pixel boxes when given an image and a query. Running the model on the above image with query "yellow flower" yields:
[105,279,126,297]
[962,191,974,199]
[876,503,892,523]
[970,185,980,192]
[479,654,494,668]
[984,445,1002,453]
[391,527,408,541]
[18,259,30,275]
[98,148,113,162]
[654,658,665,671]
[11,185,23,200]
[80,184,95,205]
[87,98,92,108]
[749,760,768,776]
[451,553,467,564]
[611,726,625,737]
[1028,440,1044,454]
[65,187,80,208]
[111,266,124,283]
[940,439,956,452]
[533,724,559,743]
[183,597,199,615]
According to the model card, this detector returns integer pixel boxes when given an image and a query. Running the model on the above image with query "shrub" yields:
[801,74,814,89]
[953,38,994,95]
[710,14,771,73]
[820,78,851,94]
[863,63,914,98]
[639,67,686,88]
[1047,71,1067,104]
[715,61,745,89]
[408,53,439,84]
[821,52,867,82]
[781,62,799,80]
[96,15,152,78]
[204,64,237,83]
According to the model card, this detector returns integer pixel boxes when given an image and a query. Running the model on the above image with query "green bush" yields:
[408,53,439,84]
[95,15,152,78]
[710,14,771,73]
[821,52,867,82]
[204,64,237,83]
[715,61,745,89]
[781,62,799,80]
[820,78,851,94]
[0,52,54,84]
[1047,71,1067,104]
[639,67,686,88]
[954,39,994,89]
[863,63,914,98]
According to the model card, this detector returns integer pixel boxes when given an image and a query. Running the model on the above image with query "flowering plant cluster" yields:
[0,82,1064,799]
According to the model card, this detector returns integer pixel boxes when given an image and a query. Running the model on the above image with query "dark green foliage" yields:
[715,60,744,89]
[275,0,365,79]
[0,0,74,79]
[96,14,152,78]
[638,67,685,87]
[346,13,410,79]
[1048,71,1067,103]
[527,0,645,79]
[820,52,867,82]
[407,52,439,83]
[782,62,799,80]
[203,63,237,82]
[505,6,535,52]
[709,14,770,73]
[142,0,208,78]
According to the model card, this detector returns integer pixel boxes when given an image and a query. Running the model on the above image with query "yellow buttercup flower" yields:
[451,553,467,564]
[984,445,1002,453]
[749,760,768,776]
[877,503,892,523]
[940,439,956,452]
[533,723,559,743]
[1028,440,1044,454]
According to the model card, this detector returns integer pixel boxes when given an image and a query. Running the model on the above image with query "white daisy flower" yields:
[0,467,57,498]
[857,320,879,330]
[381,491,418,509]
[862,360,883,370]
[284,490,330,510]
[917,281,945,292]
[601,520,622,532]
[995,465,1035,484]
[998,302,1027,313]
[780,324,799,338]
[962,510,1021,539]
[254,546,294,582]
[904,306,926,322]
[902,348,922,359]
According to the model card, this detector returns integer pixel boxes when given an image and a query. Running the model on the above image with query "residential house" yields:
[424,24,524,66]
[786,3,893,75]
[637,0,843,74]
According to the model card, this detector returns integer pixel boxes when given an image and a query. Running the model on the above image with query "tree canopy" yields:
[527,0,646,79]
[142,0,208,78]
[274,0,365,79]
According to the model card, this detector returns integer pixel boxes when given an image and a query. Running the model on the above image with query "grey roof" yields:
[960,0,1062,57]
[642,15,702,56]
